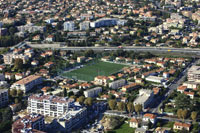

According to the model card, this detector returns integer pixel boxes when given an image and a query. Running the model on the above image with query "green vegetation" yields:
[62,61,126,81]
[111,123,135,133]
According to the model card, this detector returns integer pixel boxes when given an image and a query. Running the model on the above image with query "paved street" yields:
[150,59,198,113]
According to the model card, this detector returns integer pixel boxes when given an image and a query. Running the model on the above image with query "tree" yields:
[10,89,17,97]
[77,96,85,105]
[67,91,74,97]
[191,111,198,122]
[181,109,188,121]
[175,94,191,110]
[14,58,23,70]
[135,104,142,115]
[177,109,182,119]
[17,89,23,97]
[84,97,93,106]
[63,88,67,97]
[84,49,94,57]
[15,98,19,104]
[108,99,117,110]
[117,102,125,112]
[127,102,134,113]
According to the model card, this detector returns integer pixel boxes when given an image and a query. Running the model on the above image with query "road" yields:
[150,59,198,113]
[104,111,192,123]
[46,46,200,55]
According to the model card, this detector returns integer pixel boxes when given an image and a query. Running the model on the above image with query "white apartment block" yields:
[63,21,75,31]
[17,24,45,33]
[0,89,8,108]
[27,94,74,118]
[188,66,200,82]
[27,94,87,132]
[11,75,43,93]
[84,87,102,97]
[90,18,127,28]
[80,21,90,31]
[134,89,154,110]
[3,54,29,64]
[109,79,126,89]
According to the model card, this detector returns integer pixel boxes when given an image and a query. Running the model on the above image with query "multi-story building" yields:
[109,79,126,89]
[94,76,109,86]
[90,18,127,28]
[12,113,45,133]
[27,94,74,117]
[3,53,29,64]
[187,65,200,82]
[56,107,87,132]
[84,87,102,97]
[27,94,87,132]
[63,21,75,31]
[0,89,8,108]
[133,89,154,110]
[17,24,45,33]
[11,75,43,93]
[79,21,90,31]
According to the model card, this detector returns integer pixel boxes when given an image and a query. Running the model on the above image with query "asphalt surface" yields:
[150,60,198,113]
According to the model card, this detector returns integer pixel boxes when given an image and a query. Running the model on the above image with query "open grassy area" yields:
[112,123,135,133]
[61,61,126,81]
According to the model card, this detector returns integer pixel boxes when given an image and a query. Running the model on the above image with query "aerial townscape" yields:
[0,0,200,133]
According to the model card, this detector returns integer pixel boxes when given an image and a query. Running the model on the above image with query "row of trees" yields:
[108,99,143,115]
[177,109,198,122]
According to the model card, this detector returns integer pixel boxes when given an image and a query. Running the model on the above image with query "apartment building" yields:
[79,21,90,31]
[63,21,75,31]
[3,54,29,64]
[27,94,87,132]
[56,107,87,132]
[133,89,154,110]
[17,24,45,33]
[94,76,109,86]
[0,89,8,108]
[12,113,45,133]
[90,18,127,28]
[187,65,200,82]
[11,75,43,93]
[109,79,126,89]
[27,94,74,117]
[84,87,102,97]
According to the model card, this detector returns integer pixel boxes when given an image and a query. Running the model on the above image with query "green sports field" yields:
[61,61,126,81]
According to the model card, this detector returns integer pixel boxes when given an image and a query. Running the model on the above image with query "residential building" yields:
[129,118,140,128]
[3,54,29,64]
[143,113,157,125]
[11,75,43,93]
[83,87,102,97]
[27,94,87,132]
[17,24,45,33]
[79,21,90,31]
[145,76,165,83]
[63,21,75,31]
[90,18,127,28]
[109,79,126,89]
[55,107,87,132]
[134,89,154,110]
[27,94,74,117]
[187,66,200,82]
[183,81,199,90]
[173,122,191,131]
[0,89,8,108]
[12,113,45,133]
[94,76,109,86]
[121,83,140,92]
